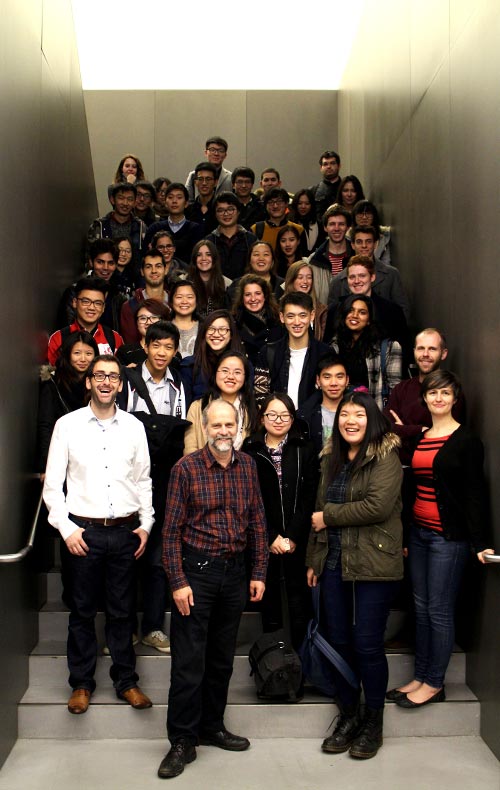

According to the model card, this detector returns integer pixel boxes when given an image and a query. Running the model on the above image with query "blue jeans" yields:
[66,519,140,694]
[409,525,470,688]
[321,563,399,709]
[167,548,247,745]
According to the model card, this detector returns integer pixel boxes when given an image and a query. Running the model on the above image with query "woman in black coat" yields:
[37,331,99,473]
[232,274,284,367]
[388,370,494,708]
[242,392,319,649]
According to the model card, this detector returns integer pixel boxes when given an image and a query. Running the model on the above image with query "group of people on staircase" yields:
[39,141,494,780]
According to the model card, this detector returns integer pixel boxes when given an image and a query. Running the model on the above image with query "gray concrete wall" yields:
[337,0,500,759]
[0,0,96,767]
[83,90,338,216]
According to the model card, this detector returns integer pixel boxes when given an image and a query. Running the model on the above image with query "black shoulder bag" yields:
[248,557,303,702]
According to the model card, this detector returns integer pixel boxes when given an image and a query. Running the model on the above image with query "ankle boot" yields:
[349,706,383,759]
[322,700,361,753]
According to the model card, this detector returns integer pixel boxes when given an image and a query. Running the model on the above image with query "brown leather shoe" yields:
[118,686,152,709]
[68,688,91,714]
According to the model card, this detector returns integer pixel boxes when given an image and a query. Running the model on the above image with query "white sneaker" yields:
[103,634,138,656]
[142,630,171,653]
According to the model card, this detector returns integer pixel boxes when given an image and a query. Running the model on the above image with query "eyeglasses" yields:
[206,327,230,337]
[157,244,175,251]
[77,297,104,309]
[157,189,168,197]
[195,176,215,183]
[136,192,152,201]
[263,412,292,423]
[267,199,286,207]
[91,372,121,383]
[218,368,244,378]
[137,315,161,324]
[216,207,237,215]
[206,147,226,155]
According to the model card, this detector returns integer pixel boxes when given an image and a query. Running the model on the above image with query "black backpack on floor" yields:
[248,559,303,702]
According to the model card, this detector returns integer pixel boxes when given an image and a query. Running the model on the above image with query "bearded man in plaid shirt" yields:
[158,399,268,780]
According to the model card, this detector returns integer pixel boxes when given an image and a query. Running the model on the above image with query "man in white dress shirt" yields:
[43,355,154,714]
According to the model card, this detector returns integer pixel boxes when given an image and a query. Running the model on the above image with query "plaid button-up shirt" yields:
[162,444,268,591]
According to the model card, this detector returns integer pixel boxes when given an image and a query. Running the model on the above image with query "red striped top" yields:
[412,435,451,532]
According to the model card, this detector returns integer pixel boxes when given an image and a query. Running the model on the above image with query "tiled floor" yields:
[0,737,498,789]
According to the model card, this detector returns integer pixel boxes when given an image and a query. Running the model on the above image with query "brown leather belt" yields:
[69,512,138,527]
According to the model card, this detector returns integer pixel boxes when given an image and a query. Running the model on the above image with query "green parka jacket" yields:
[305,432,404,582]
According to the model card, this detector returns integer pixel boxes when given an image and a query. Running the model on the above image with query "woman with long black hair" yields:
[183,350,258,454]
[37,331,99,474]
[180,309,246,401]
[330,294,402,410]
[306,391,403,759]
[243,393,318,649]
[188,239,230,319]
[289,188,325,254]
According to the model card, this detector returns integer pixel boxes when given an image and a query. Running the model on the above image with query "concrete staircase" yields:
[17,570,480,740]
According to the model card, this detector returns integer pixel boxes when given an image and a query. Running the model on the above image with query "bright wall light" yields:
[72,0,363,90]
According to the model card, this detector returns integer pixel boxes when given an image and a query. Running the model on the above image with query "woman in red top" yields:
[388,370,494,707]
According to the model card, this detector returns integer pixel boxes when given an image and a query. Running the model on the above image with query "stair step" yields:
[37,604,418,647]
[38,607,261,643]
[18,685,479,739]
[28,643,466,688]
[28,574,474,742]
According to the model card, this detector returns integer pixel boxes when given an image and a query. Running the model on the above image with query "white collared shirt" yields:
[127,363,186,417]
[168,217,186,232]
[43,404,154,540]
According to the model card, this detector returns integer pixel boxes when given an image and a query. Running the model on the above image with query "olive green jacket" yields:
[305,433,403,582]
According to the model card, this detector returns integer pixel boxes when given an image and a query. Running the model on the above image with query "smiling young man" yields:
[185,163,219,234]
[310,150,342,221]
[134,180,158,227]
[55,239,126,331]
[327,226,410,320]
[158,399,267,779]
[48,276,124,365]
[250,187,303,253]
[86,183,146,265]
[383,328,465,457]
[144,183,203,263]
[298,353,350,455]
[185,136,232,201]
[259,167,282,194]
[231,166,266,229]
[119,248,170,343]
[257,292,329,409]
[323,256,408,353]
[119,321,189,655]
[43,354,154,714]
[205,191,258,280]
[307,204,353,304]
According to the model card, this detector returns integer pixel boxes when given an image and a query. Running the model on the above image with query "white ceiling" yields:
[72,0,363,90]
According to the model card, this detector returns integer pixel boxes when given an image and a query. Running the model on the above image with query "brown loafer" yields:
[68,688,91,714]
[118,686,152,709]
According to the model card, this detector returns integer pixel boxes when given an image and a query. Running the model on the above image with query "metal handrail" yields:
[0,477,44,564]
[483,554,500,564]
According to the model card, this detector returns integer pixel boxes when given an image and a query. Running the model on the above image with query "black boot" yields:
[349,706,384,759]
[322,700,361,753]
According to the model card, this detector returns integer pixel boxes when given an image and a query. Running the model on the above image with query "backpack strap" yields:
[101,324,116,353]
[254,221,266,240]
[126,368,158,415]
